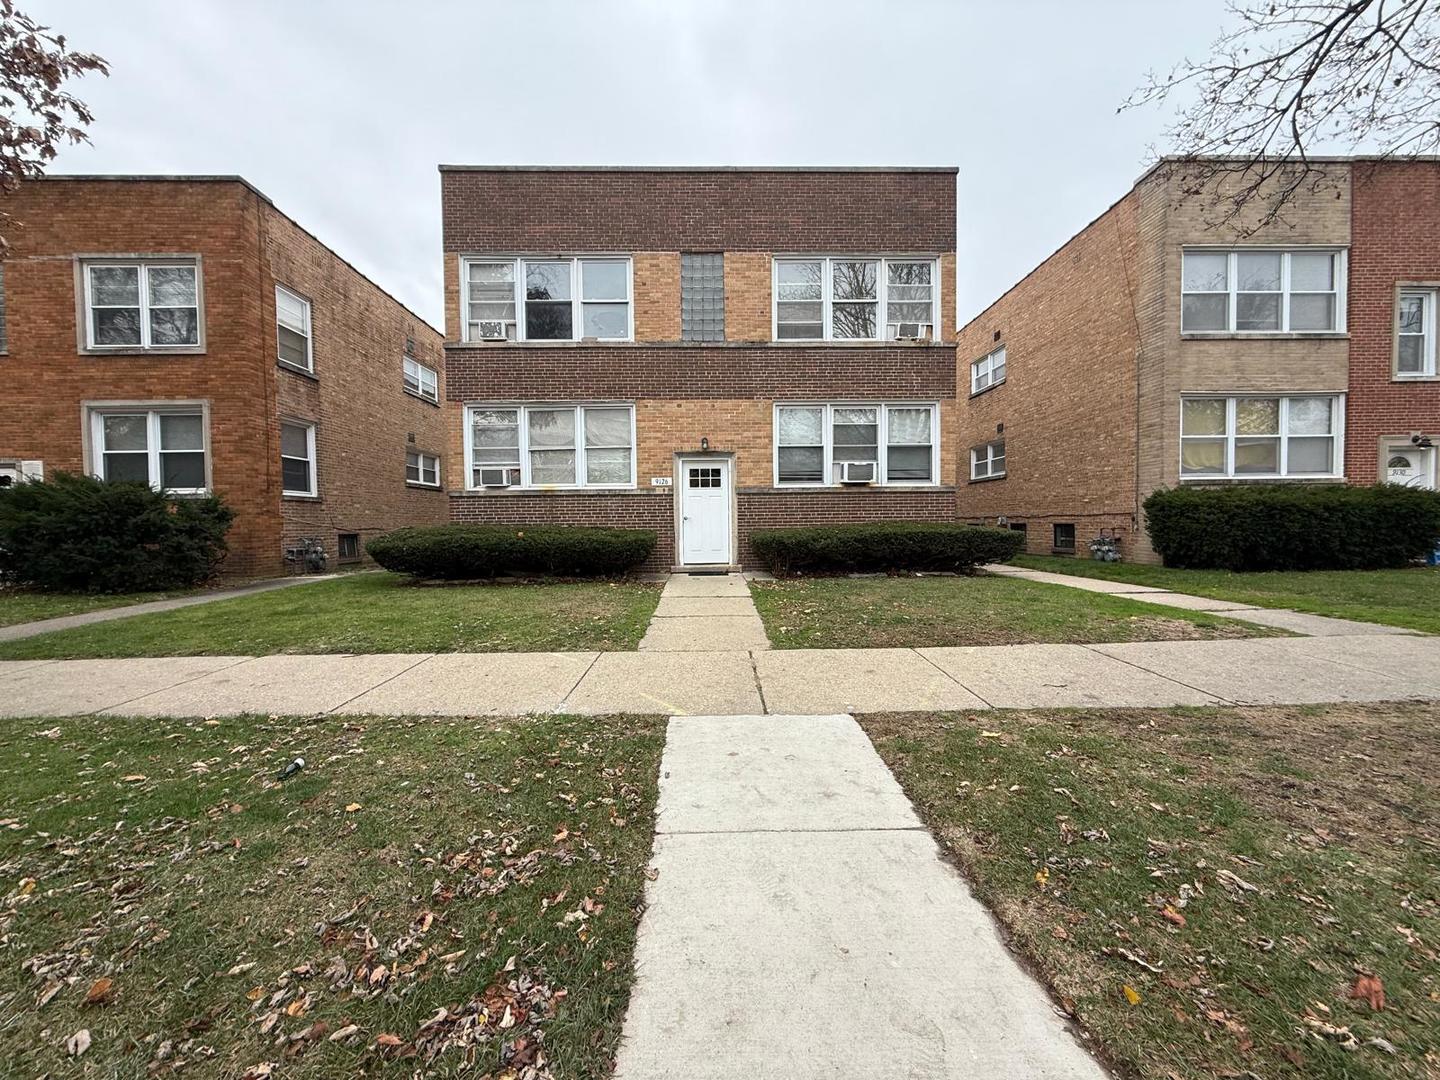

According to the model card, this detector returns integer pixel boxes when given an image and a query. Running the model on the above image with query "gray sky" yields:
[32,0,1227,330]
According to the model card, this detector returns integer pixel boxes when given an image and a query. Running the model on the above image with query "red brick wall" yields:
[1346,161,1440,483]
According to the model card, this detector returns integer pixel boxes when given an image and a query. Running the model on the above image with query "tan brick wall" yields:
[724,252,772,341]
[938,252,958,342]
[633,252,680,341]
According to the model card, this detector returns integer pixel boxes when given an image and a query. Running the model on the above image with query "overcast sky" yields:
[32,0,1229,330]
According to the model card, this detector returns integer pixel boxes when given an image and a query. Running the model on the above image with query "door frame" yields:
[1378,437,1438,488]
[673,453,738,569]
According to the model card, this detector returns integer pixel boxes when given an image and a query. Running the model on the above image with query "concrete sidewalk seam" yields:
[1079,644,1238,705]
[326,653,437,714]
[101,655,256,715]
[746,649,770,714]
[912,646,994,708]
[658,825,930,836]
[1280,645,1440,694]
[557,651,604,712]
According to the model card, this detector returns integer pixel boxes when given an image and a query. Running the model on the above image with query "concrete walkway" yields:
[613,714,1108,1079]
[0,574,340,643]
[639,573,770,652]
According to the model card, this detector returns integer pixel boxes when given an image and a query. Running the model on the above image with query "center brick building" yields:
[440,166,959,570]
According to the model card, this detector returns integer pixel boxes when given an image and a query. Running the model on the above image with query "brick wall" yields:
[632,252,680,341]
[1346,161,1440,484]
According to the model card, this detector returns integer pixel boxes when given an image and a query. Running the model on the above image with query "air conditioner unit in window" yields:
[0,460,41,487]
[475,320,510,341]
[887,322,933,341]
[477,467,518,488]
[839,461,877,484]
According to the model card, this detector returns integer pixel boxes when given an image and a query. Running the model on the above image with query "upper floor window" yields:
[462,257,633,342]
[403,355,439,402]
[970,440,1006,480]
[466,403,635,489]
[276,285,312,372]
[773,257,938,341]
[681,253,725,341]
[1181,249,1345,334]
[971,346,1006,394]
[774,403,936,486]
[1397,289,1437,378]
[88,406,207,494]
[1180,395,1341,479]
[406,450,441,487]
[84,261,200,349]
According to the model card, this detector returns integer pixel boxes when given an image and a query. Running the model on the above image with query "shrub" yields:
[749,521,1023,576]
[0,472,235,592]
[1144,484,1440,571]
[366,524,656,579]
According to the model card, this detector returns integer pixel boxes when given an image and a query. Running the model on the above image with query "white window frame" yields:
[1396,288,1438,379]
[460,256,634,343]
[406,450,441,488]
[1180,248,1347,334]
[771,402,939,487]
[463,403,637,491]
[770,257,940,342]
[1178,394,1345,480]
[280,419,318,497]
[83,260,202,350]
[85,404,210,495]
[403,356,440,402]
[970,440,1006,480]
[970,346,1007,394]
[275,285,312,372]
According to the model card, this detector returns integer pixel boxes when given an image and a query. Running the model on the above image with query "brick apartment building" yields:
[0,176,447,577]
[957,158,1439,563]
[439,166,959,570]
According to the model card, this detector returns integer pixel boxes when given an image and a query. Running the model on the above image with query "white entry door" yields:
[679,459,732,566]
[1386,446,1436,488]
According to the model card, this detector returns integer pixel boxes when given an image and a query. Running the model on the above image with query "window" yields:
[88,407,206,494]
[337,533,361,563]
[462,257,632,342]
[970,440,1006,480]
[1397,289,1437,378]
[275,286,312,371]
[773,403,937,485]
[1180,249,1345,333]
[280,420,317,496]
[681,254,725,341]
[971,346,1007,394]
[84,262,200,348]
[465,404,635,489]
[1053,523,1076,553]
[772,257,939,341]
[403,356,439,402]
[1180,395,1342,478]
[406,450,440,487]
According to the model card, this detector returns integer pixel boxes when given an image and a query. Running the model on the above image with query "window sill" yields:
[1393,374,1440,382]
[1051,548,1077,556]
[81,346,207,357]
[403,389,441,407]
[769,482,947,491]
[278,361,318,381]
[969,380,1005,399]
[1179,475,1345,484]
[460,486,642,495]
[1180,332,1348,341]
[968,473,1007,484]
[282,492,322,502]
[406,482,444,491]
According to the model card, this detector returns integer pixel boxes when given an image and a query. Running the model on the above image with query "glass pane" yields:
[1289,252,1333,291]
[1288,436,1333,474]
[887,285,931,302]
[525,261,571,301]
[833,407,877,426]
[581,260,628,301]
[282,458,311,492]
[778,407,824,445]
[279,326,308,366]
[777,301,822,324]
[887,302,932,323]
[832,260,877,300]
[776,261,822,300]
[472,410,519,447]
[276,288,307,330]
[90,266,140,306]
[585,447,631,485]
[470,261,515,284]
[1181,399,1226,436]
[1287,397,1332,435]
[832,302,877,339]
[1236,292,1281,331]
[94,308,142,345]
[280,423,309,459]
[1236,399,1279,435]
[528,409,575,448]
[888,408,931,444]
[1289,293,1335,331]
[470,301,517,321]
[1180,439,1225,474]
[161,451,205,489]
[1237,252,1282,291]
[473,446,520,465]
[1399,294,1426,334]
[406,461,421,483]
[160,413,203,450]
[103,452,150,484]
[150,307,199,345]
[1181,294,1227,332]
[1235,437,1280,473]
[582,303,628,338]
[525,301,572,340]
[1182,253,1228,292]
[888,262,931,285]
[148,266,196,306]
[1398,335,1426,372]
[887,445,932,480]
[584,408,630,447]
[778,446,823,482]
[777,322,823,340]
[103,414,148,452]
[530,449,576,485]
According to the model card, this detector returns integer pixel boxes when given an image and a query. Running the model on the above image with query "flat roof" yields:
[439,164,958,174]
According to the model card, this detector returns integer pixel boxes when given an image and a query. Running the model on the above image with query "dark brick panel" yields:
[737,488,958,568]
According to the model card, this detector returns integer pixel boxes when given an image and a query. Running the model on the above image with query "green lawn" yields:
[1014,554,1440,633]
[0,711,665,1079]
[864,702,1440,1080]
[0,586,203,628]
[748,575,1280,649]
[0,573,663,659]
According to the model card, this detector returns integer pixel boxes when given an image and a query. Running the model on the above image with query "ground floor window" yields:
[465,403,635,490]
[406,450,440,487]
[1180,395,1342,479]
[337,533,361,562]
[1053,523,1076,553]
[773,402,937,486]
[280,420,317,496]
[970,440,1006,480]
[88,406,207,494]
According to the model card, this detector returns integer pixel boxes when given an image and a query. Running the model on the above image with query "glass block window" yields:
[681,253,725,341]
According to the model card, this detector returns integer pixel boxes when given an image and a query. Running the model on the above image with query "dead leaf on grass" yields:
[66,1029,91,1056]
[1122,984,1141,1006]
[1350,973,1385,1011]
[84,977,115,1005]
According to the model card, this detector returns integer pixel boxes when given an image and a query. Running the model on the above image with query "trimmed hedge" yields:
[749,521,1023,576]
[0,471,235,592]
[1144,484,1440,571]
[365,524,656,579]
